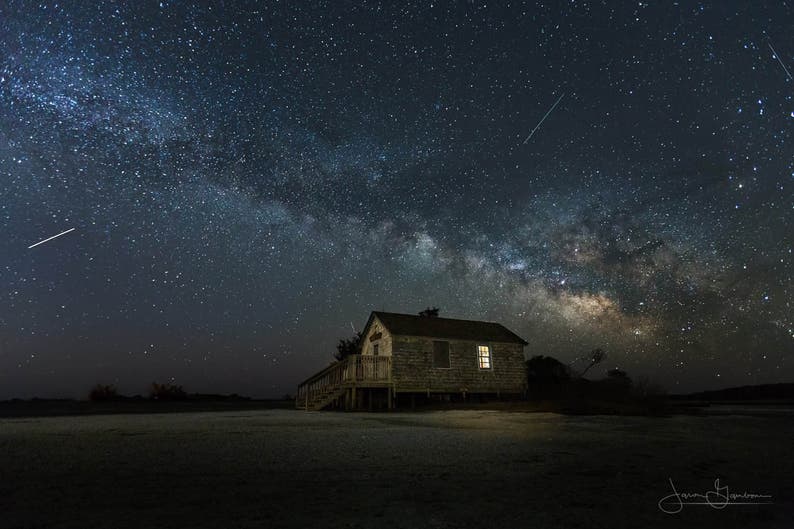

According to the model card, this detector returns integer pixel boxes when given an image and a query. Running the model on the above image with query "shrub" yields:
[149,382,187,401]
[334,332,363,361]
[526,355,572,399]
[89,384,120,401]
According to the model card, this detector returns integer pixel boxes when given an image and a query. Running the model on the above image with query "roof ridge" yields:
[372,310,506,326]
[369,311,528,345]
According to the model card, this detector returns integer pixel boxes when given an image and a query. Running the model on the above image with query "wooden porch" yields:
[295,355,394,411]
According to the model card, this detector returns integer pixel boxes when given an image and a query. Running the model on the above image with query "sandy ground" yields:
[1,409,792,529]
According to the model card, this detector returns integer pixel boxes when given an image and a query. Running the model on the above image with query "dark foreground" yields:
[1,409,792,529]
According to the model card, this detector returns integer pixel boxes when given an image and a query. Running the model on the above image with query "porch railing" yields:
[296,354,391,410]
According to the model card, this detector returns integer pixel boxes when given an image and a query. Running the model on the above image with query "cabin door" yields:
[367,343,379,379]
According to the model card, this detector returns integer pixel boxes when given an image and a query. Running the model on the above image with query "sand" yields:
[1,409,792,528]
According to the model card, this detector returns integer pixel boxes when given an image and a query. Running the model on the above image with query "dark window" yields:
[433,341,450,368]
[373,343,379,356]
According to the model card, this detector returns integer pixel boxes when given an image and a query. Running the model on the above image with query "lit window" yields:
[477,345,491,369]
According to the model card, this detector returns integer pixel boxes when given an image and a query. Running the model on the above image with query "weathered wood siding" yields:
[361,316,393,356]
[391,336,526,393]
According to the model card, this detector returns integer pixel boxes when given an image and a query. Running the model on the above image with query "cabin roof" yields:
[367,311,528,345]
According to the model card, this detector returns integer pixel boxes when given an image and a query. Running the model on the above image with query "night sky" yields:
[1,1,792,399]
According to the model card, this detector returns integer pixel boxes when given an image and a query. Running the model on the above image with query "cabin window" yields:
[373,343,379,356]
[477,345,491,369]
[433,341,450,368]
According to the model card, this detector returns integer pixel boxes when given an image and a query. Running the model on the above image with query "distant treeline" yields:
[672,383,794,401]
[88,383,256,402]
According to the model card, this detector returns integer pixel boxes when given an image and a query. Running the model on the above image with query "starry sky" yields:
[1,1,792,399]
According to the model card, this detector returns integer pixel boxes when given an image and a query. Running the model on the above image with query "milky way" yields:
[1,1,792,398]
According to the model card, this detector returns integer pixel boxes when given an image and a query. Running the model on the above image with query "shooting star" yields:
[768,40,793,81]
[522,92,566,144]
[28,228,76,249]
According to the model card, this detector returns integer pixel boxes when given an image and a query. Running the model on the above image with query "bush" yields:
[334,332,363,362]
[597,368,633,400]
[526,355,572,399]
[149,382,187,401]
[89,384,120,401]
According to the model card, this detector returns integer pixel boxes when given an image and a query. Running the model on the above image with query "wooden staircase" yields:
[296,354,392,411]
[300,386,347,411]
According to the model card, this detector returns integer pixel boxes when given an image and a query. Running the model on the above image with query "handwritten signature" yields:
[658,478,773,514]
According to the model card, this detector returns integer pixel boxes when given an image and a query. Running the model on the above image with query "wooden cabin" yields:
[296,311,528,411]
